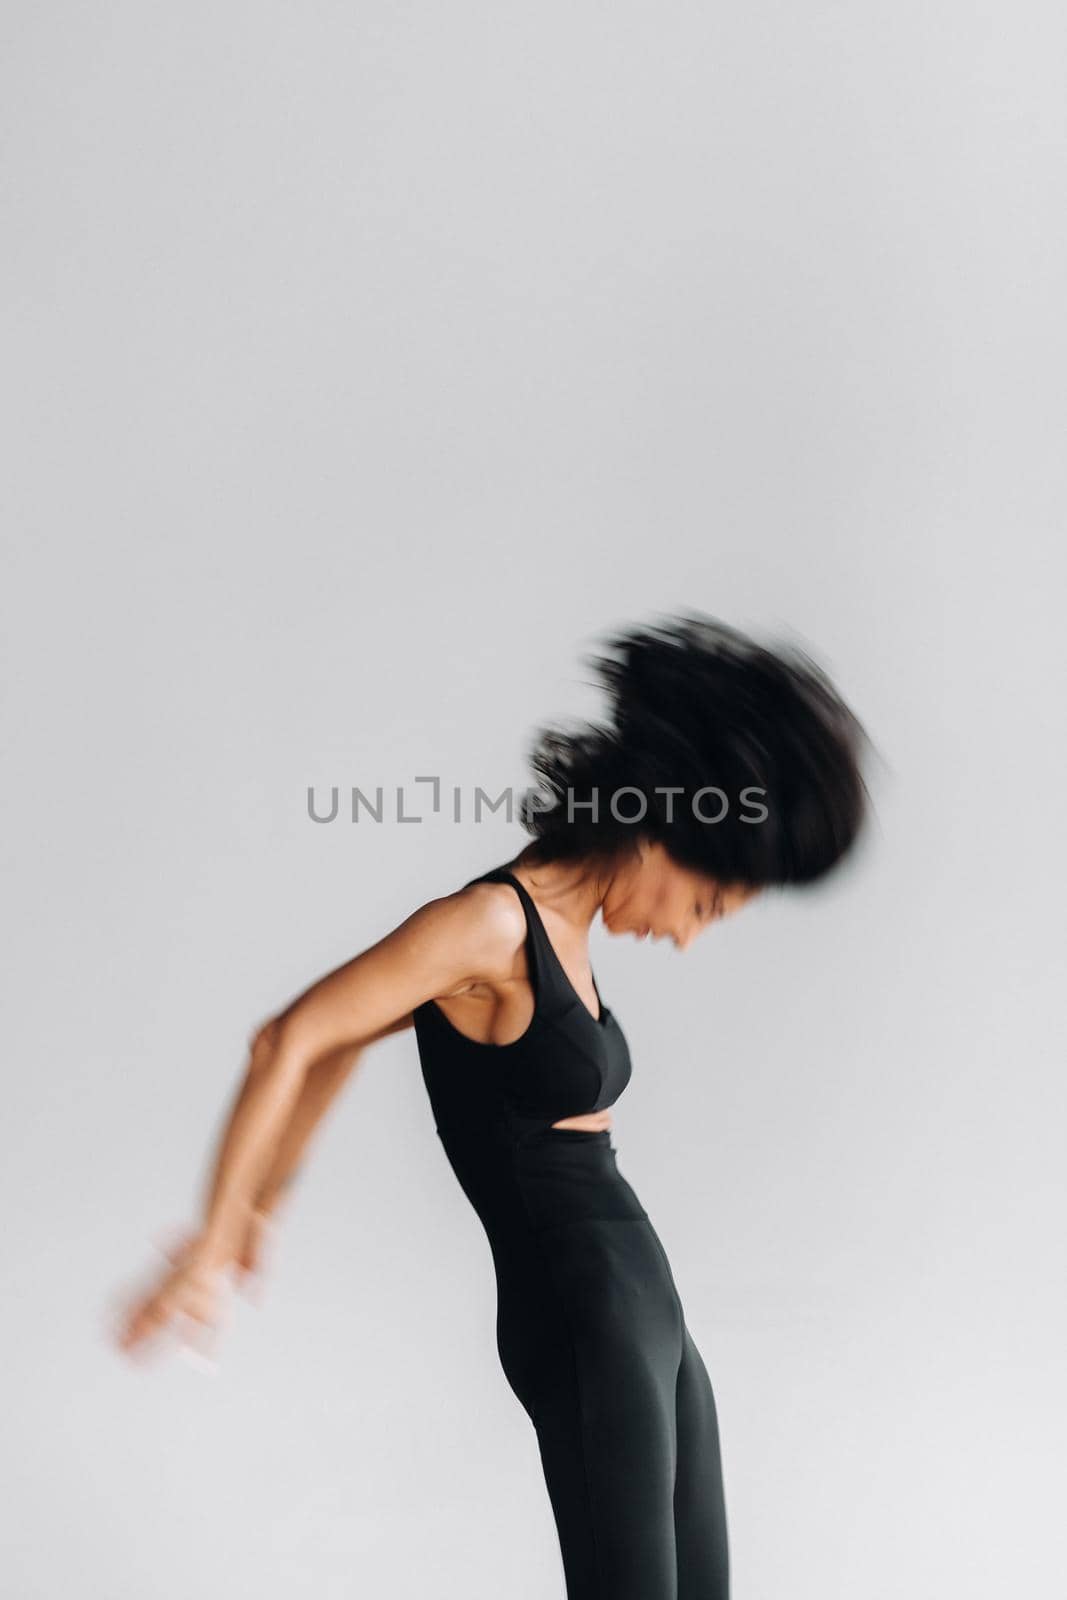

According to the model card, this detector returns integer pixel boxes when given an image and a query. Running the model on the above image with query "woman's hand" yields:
[113,1232,226,1365]
[112,1200,281,1366]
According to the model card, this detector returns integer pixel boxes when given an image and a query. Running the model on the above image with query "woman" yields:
[116,611,872,1598]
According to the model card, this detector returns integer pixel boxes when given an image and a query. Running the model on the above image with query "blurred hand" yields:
[111,1207,277,1367]
[113,1233,225,1366]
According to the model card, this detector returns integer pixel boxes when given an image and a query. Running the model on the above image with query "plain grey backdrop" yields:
[3,3,1064,1596]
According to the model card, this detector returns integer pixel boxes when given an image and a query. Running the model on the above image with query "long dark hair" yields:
[518,611,874,888]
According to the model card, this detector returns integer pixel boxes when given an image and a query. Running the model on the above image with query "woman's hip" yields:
[493,1212,685,1418]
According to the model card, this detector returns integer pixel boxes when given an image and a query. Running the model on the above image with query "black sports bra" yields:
[412,863,633,1143]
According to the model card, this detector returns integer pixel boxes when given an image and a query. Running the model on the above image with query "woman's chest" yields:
[502,1002,632,1119]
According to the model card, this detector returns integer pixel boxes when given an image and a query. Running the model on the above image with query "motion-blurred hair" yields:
[518,610,874,888]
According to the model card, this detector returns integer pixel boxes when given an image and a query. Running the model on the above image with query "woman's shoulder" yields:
[409,873,528,969]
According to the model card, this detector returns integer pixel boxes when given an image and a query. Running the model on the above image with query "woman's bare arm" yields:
[211,1017,414,1285]
[196,890,515,1264]
[116,884,520,1355]
[249,1013,413,1220]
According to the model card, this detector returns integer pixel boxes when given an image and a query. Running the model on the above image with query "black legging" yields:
[489,1130,730,1597]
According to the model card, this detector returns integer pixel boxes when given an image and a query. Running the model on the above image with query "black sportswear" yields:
[412,863,729,1597]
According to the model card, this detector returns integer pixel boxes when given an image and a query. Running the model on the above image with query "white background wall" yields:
[3,4,1064,1596]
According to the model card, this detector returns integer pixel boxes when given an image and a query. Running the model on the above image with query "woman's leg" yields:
[529,1217,684,1598]
[533,1348,681,1597]
[673,1323,730,1599]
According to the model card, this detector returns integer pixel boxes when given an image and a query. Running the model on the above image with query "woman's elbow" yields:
[248,1013,313,1081]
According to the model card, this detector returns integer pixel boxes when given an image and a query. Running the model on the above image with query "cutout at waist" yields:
[549,1110,614,1134]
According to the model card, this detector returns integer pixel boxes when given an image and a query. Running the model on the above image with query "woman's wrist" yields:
[183,1191,283,1276]
[191,1211,250,1272]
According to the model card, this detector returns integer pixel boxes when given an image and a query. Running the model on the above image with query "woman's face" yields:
[601,839,759,950]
